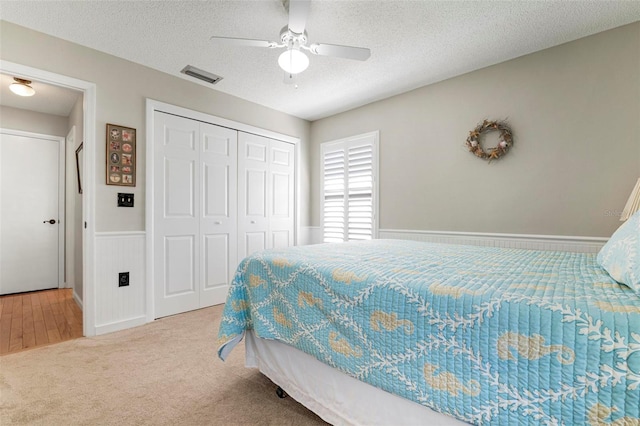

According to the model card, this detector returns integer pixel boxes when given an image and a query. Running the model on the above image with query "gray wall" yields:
[0,105,68,136]
[0,21,311,232]
[310,22,640,238]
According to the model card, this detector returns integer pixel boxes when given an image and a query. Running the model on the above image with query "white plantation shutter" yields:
[321,132,378,243]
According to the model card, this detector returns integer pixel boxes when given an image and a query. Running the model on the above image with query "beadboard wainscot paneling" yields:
[305,227,607,252]
[378,229,607,253]
[95,231,146,334]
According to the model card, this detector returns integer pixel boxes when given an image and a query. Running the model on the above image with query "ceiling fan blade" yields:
[310,43,371,61]
[210,36,277,48]
[287,0,310,34]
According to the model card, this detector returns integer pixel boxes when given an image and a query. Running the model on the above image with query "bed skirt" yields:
[245,331,467,426]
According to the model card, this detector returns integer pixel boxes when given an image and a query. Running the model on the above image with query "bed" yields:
[217,238,640,425]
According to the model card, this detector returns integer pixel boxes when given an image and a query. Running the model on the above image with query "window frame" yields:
[320,131,379,243]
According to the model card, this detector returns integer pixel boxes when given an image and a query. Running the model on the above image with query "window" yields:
[321,131,378,243]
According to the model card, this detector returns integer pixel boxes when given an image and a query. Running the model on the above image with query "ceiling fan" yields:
[210,0,370,82]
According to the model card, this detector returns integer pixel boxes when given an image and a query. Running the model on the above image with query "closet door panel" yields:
[203,234,229,289]
[238,132,270,259]
[199,122,237,308]
[164,157,195,217]
[269,139,295,248]
[164,235,195,296]
[154,112,200,318]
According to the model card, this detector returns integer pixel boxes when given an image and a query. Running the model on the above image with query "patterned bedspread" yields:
[217,240,640,425]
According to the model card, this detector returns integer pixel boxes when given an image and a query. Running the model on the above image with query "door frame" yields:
[0,128,65,290]
[0,60,98,337]
[145,99,300,322]
[65,126,76,292]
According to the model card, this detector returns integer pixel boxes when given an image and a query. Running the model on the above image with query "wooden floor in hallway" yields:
[0,288,82,355]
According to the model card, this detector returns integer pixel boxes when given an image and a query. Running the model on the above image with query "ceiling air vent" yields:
[180,65,223,85]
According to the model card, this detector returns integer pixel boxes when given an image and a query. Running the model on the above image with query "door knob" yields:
[43,219,56,224]
[250,220,256,224]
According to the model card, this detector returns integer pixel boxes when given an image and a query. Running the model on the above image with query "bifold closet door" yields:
[154,112,237,318]
[238,132,294,259]
[199,122,237,308]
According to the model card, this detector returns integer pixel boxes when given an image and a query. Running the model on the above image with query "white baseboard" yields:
[378,229,607,253]
[95,315,147,335]
[73,290,83,310]
[302,226,607,253]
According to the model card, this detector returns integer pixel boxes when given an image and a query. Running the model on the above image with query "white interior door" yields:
[0,131,64,295]
[199,122,237,308]
[154,112,200,318]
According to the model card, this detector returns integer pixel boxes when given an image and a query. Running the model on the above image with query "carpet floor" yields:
[0,304,328,425]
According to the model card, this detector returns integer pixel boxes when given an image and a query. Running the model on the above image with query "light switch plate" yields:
[117,193,134,207]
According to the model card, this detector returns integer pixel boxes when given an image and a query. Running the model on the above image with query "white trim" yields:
[94,315,147,335]
[145,102,155,323]
[295,139,301,246]
[381,228,609,242]
[73,289,83,310]
[95,231,146,238]
[378,229,607,253]
[57,132,65,289]
[145,99,301,323]
[303,226,607,252]
[145,99,300,144]
[1,60,98,336]
[65,126,76,290]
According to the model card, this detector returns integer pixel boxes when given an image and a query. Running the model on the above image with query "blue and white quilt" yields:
[217,240,640,425]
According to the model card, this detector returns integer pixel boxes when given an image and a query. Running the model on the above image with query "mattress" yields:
[217,239,640,425]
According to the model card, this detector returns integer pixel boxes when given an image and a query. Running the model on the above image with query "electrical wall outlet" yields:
[119,272,130,287]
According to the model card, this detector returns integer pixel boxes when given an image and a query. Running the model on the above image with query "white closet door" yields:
[238,133,295,260]
[154,112,200,318]
[199,122,237,308]
[238,133,270,259]
[269,140,295,249]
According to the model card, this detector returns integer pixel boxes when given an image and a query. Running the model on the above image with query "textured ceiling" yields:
[1,1,639,121]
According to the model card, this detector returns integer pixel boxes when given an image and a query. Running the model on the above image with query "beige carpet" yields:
[0,305,328,425]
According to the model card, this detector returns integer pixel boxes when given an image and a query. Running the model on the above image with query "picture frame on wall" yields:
[106,123,136,187]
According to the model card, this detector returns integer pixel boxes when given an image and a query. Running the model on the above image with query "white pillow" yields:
[597,210,640,293]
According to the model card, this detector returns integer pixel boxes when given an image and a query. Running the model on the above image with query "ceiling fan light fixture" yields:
[9,77,36,97]
[278,48,309,74]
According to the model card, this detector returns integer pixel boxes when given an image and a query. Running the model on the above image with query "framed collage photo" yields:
[106,123,136,187]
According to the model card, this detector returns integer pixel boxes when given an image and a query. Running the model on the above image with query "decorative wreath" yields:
[465,119,513,162]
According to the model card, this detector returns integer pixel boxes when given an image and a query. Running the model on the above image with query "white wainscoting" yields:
[378,229,607,253]
[301,227,607,253]
[95,231,146,335]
